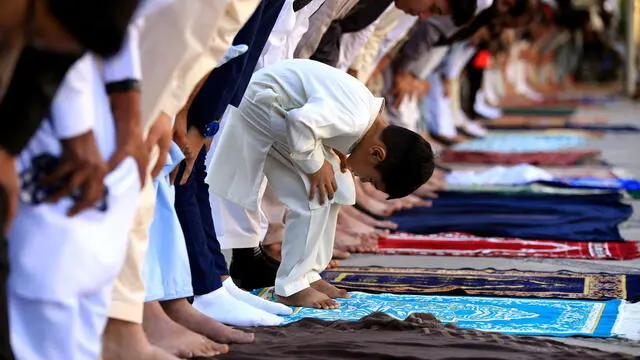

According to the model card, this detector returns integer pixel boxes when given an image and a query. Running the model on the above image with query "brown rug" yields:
[210,313,638,360]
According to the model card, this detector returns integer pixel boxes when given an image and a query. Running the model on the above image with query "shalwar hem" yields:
[144,288,194,303]
[275,278,311,297]
[108,299,144,324]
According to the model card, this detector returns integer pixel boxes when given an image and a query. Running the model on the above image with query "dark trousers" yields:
[0,187,13,360]
[174,147,228,296]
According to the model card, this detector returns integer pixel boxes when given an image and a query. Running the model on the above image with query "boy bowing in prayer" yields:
[207,58,434,309]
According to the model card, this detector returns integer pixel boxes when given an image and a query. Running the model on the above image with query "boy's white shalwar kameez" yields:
[207,59,383,296]
[8,54,141,360]
[208,0,326,251]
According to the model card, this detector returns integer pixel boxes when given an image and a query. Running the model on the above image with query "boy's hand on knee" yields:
[306,161,337,206]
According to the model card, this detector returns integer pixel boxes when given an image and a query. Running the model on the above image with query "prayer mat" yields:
[213,313,638,360]
[452,134,588,153]
[501,107,576,116]
[321,267,640,302]
[251,291,640,340]
[377,232,640,260]
[446,183,615,195]
[445,164,620,179]
[387,192,631,241]
[440,149,601,165]
[486,123,640,133]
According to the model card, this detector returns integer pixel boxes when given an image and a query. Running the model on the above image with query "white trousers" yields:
[208,113,270,250]
[263,149,340,297]
[9,287,111,360]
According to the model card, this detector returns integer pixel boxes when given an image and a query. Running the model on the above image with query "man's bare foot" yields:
[103,318,180,360]
[311,279,349,299]
[262,242,282,261]
[341,206,398,230]
[161,298,255,344]
[276,287,339,309]
[334,230,377,253]
[332,248,350,260]
[326,259,340,269]
[337,211,389,236]
[142,301,227,358]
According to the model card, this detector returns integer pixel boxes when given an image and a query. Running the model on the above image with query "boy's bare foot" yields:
[103,318,180,360]
[310,279,349,299]
[276,287,339,309]
[143,301,227,358]
[161,298,255,344]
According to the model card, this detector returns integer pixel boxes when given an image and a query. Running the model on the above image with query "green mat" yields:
[502,107,576,116]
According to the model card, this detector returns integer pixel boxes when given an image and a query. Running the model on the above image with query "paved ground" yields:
[340,97,640,356]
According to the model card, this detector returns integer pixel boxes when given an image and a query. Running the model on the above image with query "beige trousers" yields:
[107,0,260,324]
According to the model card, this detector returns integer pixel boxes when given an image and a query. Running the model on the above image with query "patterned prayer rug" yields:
[253,291,640,340]
[320,267,640,302]
[376,232,640,260]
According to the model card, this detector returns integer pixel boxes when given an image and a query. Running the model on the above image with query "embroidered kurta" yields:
[207,59,383,212]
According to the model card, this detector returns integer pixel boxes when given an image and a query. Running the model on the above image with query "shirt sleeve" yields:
[102,19,144,83]
[50,55,96,140]
[0,47,81,155]
[394,17,452,73]
[284,98,361,174]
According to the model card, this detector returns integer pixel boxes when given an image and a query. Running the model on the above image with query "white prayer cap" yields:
[476,0,494,15]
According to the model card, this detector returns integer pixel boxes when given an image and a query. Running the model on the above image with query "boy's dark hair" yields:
[448,0,478,26]
[376,125,435,199]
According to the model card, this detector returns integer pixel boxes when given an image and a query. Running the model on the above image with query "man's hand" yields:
[42,131,107,216]
[146,111,173,179]
[391,71,420,109]
[307,160,337,206]
[0,148,18,234]
[171,110,207,185]
[333,149,348,173]
[107,91,148,186]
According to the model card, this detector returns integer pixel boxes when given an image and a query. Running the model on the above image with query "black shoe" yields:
[229,245,280,291]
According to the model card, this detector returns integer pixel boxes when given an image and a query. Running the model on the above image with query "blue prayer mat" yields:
[254,291,639,339]
[453,134,587,153]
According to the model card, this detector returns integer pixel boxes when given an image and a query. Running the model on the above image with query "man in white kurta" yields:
[207,59,384,306]
[9,53,141,360]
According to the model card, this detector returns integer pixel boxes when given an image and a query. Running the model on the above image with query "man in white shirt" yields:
[207,59,434,308]
[8,53,141,360]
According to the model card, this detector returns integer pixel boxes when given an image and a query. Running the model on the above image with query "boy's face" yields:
[394,0,451,20]
[347,145,387,193]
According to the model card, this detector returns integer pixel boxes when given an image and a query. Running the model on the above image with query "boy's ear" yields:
[368,145,387,163]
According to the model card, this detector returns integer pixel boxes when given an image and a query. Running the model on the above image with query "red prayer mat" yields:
[377,232,640,260]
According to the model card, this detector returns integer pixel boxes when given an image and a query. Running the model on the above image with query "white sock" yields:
[192,287,284,327]
[223,278,293,316]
